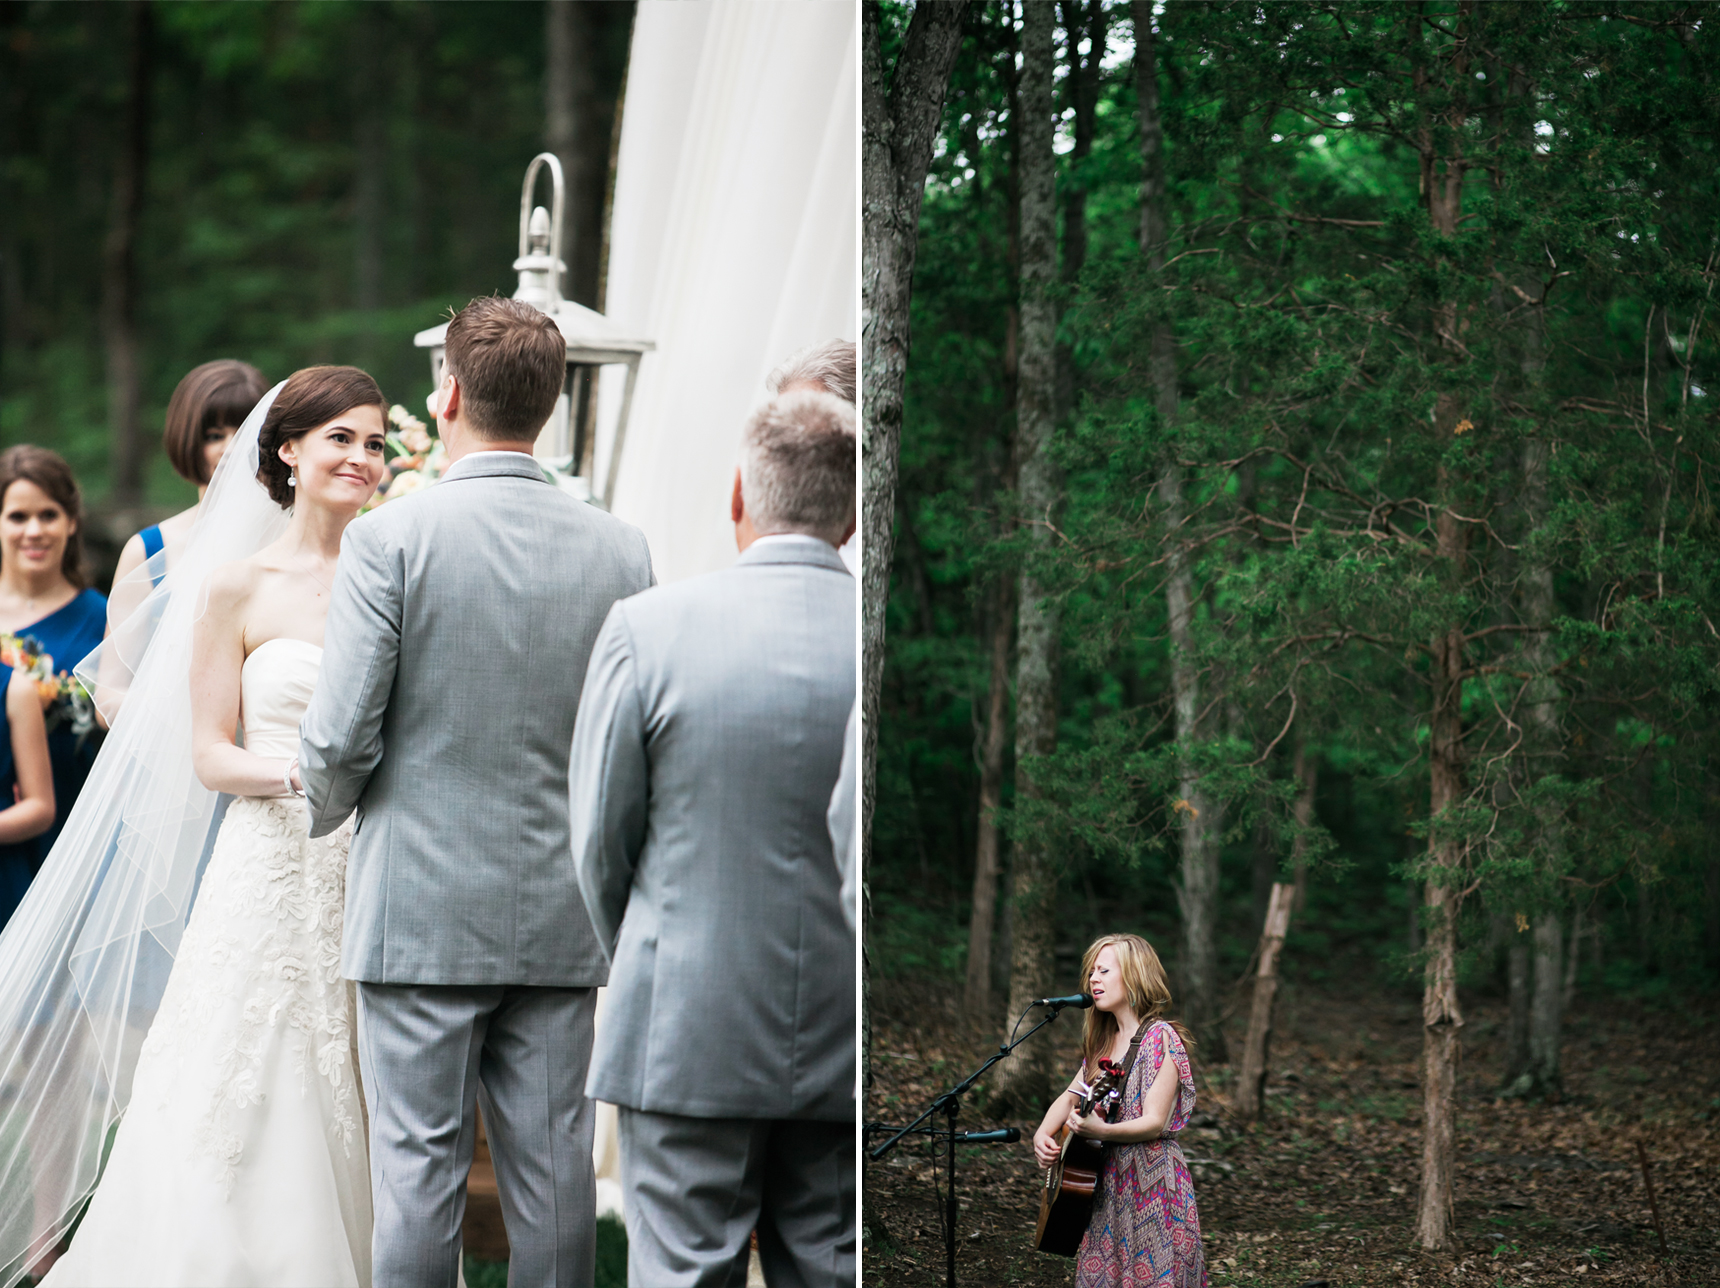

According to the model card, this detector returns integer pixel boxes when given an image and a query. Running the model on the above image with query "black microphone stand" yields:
[865,999,1083,1288]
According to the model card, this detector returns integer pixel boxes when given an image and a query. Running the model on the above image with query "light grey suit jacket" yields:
[301,451,655,986]
[570,535,856,1121]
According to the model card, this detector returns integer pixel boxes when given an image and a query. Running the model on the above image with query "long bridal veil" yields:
[0,386,287,1286]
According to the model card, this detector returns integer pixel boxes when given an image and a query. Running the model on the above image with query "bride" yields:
[0,367,388,1286]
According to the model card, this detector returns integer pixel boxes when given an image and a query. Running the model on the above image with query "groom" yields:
[300,296,655,1288]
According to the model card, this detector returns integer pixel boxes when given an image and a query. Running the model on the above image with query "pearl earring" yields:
[288,467,297,489]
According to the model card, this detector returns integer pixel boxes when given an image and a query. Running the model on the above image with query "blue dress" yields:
[20,587,107,870]
[0,691,29,928]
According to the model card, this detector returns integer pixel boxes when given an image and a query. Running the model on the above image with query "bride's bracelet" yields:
[284,758,307,799]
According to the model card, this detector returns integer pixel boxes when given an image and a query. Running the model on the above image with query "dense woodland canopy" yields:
[869,0,1720,1209]
[0,0,631,571]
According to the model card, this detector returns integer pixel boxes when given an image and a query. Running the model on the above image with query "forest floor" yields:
[863,974,1720,1287]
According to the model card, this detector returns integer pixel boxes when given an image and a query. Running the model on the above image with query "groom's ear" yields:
[440,372,462,425]
[730,468,745,524]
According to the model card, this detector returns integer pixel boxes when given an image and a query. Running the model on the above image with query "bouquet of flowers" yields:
[0,632,98,742]
[366,404,448,509]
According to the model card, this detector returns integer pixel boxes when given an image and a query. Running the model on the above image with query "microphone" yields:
[957,1127,1021,1143]
[1036,993,1094,1010]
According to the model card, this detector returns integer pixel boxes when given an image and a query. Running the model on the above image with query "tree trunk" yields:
[1418,415,1470,1252]
[102,0,152,507]
[964,577,1014,1017]
[544,0,625,308]
[1414,5,1475,1245]
[1054,0,1104,416]
[1134,0,1225,1061]
[1290,733,1316,912]
[1505,929,1531,1089]
[1235,882,1294,1121]
[1250,803,1276,938]
[991,0,1060,1113]
[353,4,387,368]
[1528,912,1563,1098]
[859,0,967,931]
[1562,905,1582,1013]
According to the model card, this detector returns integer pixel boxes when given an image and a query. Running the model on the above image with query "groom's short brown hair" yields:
[444,297,566,440]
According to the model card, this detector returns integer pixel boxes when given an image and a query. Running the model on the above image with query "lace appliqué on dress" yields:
[138,797,358,1191]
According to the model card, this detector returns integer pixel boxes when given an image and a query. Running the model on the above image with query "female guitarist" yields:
[1031,933,1207,1288]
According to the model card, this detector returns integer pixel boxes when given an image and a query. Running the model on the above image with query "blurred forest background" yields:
[0,0,632,584]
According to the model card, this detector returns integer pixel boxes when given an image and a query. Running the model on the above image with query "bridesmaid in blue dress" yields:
[0,447,108,871]
[0,662,57,927]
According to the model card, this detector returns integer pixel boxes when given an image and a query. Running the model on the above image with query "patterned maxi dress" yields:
[1074,1019,1207,1288]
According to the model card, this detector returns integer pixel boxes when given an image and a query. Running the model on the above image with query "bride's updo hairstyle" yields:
[256,365,384,507]
[1077,933,1194,1080]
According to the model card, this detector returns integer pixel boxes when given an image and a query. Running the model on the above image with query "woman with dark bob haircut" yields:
[111,359,268,595]
[0,446,106,872]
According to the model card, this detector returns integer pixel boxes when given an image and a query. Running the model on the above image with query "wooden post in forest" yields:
[1235,882,1294,1121]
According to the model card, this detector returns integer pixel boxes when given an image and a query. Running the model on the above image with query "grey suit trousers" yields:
[616,1109,855,1288]
[356,983,599,1288]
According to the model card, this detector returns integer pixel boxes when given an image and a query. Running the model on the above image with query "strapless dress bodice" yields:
[240,637,323,762]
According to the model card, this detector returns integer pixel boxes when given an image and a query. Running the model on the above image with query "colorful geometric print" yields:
[1074,1020,1207,1288]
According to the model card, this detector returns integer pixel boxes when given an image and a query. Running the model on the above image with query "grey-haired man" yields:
[569,390,857,1287]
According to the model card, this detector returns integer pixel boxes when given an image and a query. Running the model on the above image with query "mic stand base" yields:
[864,1003,1070,1288]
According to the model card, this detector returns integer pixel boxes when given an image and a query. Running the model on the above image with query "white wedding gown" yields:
[45,638,372,1287]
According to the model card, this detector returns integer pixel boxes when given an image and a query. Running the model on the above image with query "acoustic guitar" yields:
[1033,1057,1126,1256]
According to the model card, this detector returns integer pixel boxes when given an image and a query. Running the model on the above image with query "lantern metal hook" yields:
[513,152,567,309]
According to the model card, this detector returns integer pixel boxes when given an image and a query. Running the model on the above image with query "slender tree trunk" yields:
[103,0,152,507]
[1528,913,1563,1097]
[353,5,387,370]
[1505,928,1531,1088]
[1235,882,1294,1121]
[1054,0,1103,416]
[1290,733,1316,913]
[991,0,1060,1112]
[859,0,967,928]
[1419,611,1467,1250]
[965,577,1014,1017]
[545,0,625,307]
[1414,6,1476,1247]
[858,0,966,1149]
[1134,0,1225,1060]
[1250,801,1276,937]
[967,60,1023,1020]
[1419,433,1470,1251]
[1520,435,1566,1098]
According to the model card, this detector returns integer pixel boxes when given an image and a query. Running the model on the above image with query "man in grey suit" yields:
[300,296,655,1288]
[569,390,857,1288]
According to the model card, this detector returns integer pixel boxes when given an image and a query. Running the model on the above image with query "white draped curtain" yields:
[587,0,858,1220]
[596,0,858,584]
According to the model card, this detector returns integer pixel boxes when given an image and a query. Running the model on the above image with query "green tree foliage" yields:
[0,0,630,510]
[874,0,1720,1028]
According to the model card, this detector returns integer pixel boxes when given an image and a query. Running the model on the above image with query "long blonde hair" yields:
[1077,933,1193,1078]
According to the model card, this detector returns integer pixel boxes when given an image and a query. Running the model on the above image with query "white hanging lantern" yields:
[413,153,653,506]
